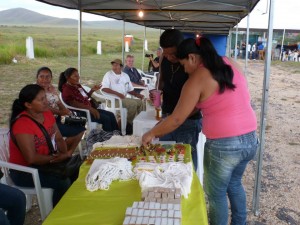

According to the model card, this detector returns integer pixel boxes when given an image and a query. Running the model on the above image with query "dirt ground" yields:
[23,59,300,225]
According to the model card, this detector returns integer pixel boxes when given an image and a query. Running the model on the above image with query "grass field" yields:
[0,26,161,126]
[1,26,299,127]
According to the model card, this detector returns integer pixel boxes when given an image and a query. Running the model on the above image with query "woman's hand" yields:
[50,152,70,163]
[90,107,100,119]
[61,108,72,116]
[91,84,102,92]
[142,131,155,146]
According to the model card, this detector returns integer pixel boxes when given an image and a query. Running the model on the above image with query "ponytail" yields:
[58,72,67,92]
[58,67,77,92]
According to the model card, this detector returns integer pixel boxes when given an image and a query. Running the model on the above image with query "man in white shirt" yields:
[101,59,144,128]
[247,43,251,59]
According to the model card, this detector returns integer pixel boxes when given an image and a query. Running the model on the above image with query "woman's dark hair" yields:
[177,37,236,93]
[160,29,184,48]
[36,66,52,78]
[58,67,78,92]
[10,84,44,127]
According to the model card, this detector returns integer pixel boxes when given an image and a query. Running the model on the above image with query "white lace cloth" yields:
[85,157,134,192]
[134,162,193,198]
[92,135,141,149]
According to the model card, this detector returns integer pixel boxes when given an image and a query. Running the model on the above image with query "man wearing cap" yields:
[101,59,144,133]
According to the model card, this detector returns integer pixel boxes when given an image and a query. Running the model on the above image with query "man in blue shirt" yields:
[123,55,146,93]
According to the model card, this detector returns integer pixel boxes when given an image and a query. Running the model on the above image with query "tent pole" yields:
[227,29,232,57]
[252,0,275,216]
[122,21,125,64]
[142,26,146,71]
[244,13,250,75]
[78,7,82,75]
[234,24,238,60]
[280,29,285,61]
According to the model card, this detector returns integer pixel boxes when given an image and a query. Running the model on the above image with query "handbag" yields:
[11,114,83,179]
[61,115,86,127]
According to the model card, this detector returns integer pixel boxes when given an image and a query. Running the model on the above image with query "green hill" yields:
[0,8,147,30]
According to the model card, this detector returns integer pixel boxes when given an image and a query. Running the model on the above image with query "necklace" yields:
[170,64,180,83]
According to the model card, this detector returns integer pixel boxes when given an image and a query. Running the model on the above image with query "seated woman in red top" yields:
[9,84,72,206]
[58,67,119,132]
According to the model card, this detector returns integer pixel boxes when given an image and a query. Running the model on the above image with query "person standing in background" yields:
[148,47,162,73]
[241,42,246,59]
[247,43,251,59]
[251,43,257,60]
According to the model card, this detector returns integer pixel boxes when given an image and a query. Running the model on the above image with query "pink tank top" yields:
[196,57,257,139]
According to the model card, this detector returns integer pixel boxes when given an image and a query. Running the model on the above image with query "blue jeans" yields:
[160,118,202,170]
[77,109,119,132]
[10,170,71,207]
[204,131,258,225]
[0,183,26,225]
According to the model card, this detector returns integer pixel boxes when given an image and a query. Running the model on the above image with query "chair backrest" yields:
[137,69,158,90]
[0,128,9,160]
[59,93,97,131]
[0,128,10,178]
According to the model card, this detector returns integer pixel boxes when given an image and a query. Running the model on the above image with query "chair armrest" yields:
[99,89,123,109]
[59,93,93,130]
[0,161,43,194]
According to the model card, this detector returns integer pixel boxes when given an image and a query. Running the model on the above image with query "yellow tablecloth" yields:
[43,145,208,225]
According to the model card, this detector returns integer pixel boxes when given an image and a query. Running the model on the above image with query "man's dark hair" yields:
[160,29,184,48]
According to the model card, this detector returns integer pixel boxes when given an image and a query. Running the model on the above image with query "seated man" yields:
[101,59,145,132]
[123,54,146,93]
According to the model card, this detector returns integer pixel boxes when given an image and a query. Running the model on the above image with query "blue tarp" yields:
[183,33,227,56]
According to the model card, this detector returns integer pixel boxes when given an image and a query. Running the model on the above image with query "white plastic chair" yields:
[81,85,127,136]
[59,93,97,131]
[98,89,128,136]
[137,69,158,89]
[0,128,53,221]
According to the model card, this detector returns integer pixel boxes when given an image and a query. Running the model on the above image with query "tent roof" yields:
[36,0,260,35]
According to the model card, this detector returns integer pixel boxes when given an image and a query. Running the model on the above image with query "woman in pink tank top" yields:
[142,37,258,225]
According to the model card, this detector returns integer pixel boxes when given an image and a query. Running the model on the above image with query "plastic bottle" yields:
[155,107,162,120]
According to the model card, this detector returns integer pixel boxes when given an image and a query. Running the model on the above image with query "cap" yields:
[111,59,123,67]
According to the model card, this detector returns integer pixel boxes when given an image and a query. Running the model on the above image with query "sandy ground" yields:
[23,59,300,225]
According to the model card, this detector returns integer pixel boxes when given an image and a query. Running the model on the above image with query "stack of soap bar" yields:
[123,201,181,225]
[142,187,181,204]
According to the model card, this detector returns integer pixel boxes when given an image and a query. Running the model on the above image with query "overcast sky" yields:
[0,0,299,29]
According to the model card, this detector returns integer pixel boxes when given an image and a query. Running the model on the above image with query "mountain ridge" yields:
[0,8,145,30]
